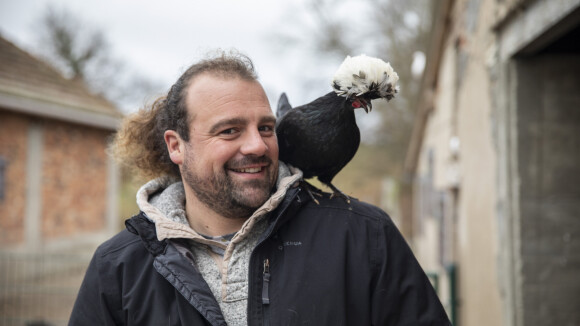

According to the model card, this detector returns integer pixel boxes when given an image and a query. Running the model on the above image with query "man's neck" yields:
[184,190,248,237]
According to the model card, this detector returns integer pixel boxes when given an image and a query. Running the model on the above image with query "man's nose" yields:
[240,129,268,156]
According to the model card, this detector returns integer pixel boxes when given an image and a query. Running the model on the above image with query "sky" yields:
[0,0,352,112]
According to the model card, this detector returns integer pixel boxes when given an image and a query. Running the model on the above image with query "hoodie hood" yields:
[136,161,303,241]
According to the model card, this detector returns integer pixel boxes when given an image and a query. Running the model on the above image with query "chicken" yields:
[276,54,399,203]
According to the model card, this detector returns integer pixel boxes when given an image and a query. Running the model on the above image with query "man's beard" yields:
[182,154,277,219]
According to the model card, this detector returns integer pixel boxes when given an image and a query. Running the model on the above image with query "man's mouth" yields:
[232,167,264,173]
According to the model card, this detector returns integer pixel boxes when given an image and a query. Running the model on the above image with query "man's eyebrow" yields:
[261,116,277,125]
[209,118,246,134]
[208,116,277,134]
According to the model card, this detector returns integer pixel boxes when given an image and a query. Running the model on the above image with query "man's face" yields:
[179,74,279,219]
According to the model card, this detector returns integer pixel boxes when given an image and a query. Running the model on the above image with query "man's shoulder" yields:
[94,227,145,260]
[298,191,394,225]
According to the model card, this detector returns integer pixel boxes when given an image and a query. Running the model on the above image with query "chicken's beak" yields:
[363,101,372,113]
[352,98,372,113]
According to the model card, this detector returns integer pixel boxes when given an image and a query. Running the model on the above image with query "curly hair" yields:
[110,50,258,180]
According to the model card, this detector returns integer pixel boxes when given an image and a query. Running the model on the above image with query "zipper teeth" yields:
[262,259,271,305]
[249,188,301,318]
[264,259,270,274]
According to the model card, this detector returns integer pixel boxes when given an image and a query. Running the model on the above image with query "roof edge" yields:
[0,90,121,130]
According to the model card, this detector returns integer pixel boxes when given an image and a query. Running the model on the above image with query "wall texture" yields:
[0,112,28,245]
[0,110,113,247]
[515,54,580,326]
[41,119,110,239]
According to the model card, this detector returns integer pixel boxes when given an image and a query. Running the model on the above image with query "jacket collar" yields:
[132,162,303,242]
[259,182,314,242]
[125,213,167,257]
[126,182,313,259]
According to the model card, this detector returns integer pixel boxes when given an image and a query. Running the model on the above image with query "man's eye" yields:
[220,128,238,135]
[259,126,274,133]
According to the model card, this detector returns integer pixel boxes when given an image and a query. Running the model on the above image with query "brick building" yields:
[0,35,122,252]
[403,0,580,325]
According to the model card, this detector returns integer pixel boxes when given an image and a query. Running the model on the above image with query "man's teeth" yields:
[234,167,262,173]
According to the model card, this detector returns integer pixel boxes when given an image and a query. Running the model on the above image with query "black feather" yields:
[276,92,360,201]
[276,92,292,119]
[276,55,398,202]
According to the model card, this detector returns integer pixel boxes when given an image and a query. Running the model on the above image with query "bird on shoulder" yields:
[276,54,399,204]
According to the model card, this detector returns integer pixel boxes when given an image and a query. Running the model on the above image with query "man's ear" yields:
[164,130,185,165]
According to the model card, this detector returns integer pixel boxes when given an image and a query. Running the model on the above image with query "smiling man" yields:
[165,72,279,234]
[69,52,450,326]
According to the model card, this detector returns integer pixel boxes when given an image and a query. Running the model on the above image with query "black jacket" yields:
[69,187,451,325]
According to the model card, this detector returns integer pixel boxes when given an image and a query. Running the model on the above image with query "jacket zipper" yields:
[262,259,271,304]
[248,188,302,325]
[262,259,271,325]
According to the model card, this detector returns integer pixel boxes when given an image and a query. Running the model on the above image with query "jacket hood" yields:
[136,161,303,241]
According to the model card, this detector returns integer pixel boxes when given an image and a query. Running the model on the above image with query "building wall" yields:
[492,1,580,325]
[454,0,503,325]
[413,0,503,324]
[412,0,580,325]
[0,111,28,245]
[42,119,110,239]
[0,110,114,249]
[412,15,459,321]
[515,54,580,326]
[413,41,455,264]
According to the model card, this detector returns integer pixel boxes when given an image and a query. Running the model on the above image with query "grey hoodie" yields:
[135,162,302,326]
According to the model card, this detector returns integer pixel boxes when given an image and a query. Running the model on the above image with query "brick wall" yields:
[0,110,113,246]
[0,111,28,245]
[41,119,111,239]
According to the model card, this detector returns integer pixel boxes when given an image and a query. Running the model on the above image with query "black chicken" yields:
[276,55,399,203]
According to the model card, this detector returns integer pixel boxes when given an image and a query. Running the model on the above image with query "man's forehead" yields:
[188,74,265,103]
[185,73,273,123]
[188,72,259,94]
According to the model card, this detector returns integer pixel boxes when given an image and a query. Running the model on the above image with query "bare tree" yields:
[275,0,432,177]
[370,0,432,145]
[270,0,432,206]
[34,6,162,112]
[37,6,113,80]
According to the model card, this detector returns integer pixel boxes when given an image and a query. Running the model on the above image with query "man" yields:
[70,52,451,325]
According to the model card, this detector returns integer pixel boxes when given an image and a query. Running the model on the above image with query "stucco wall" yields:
[412,0,580,325]
[413,0,503,324]
[454,0,503,325]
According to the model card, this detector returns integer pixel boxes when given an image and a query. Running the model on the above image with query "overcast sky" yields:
[0,0,352,112]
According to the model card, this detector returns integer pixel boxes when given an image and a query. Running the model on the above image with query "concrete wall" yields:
[515,54,580,326]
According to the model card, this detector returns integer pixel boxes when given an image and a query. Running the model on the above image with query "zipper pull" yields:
[262,259,271,305]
